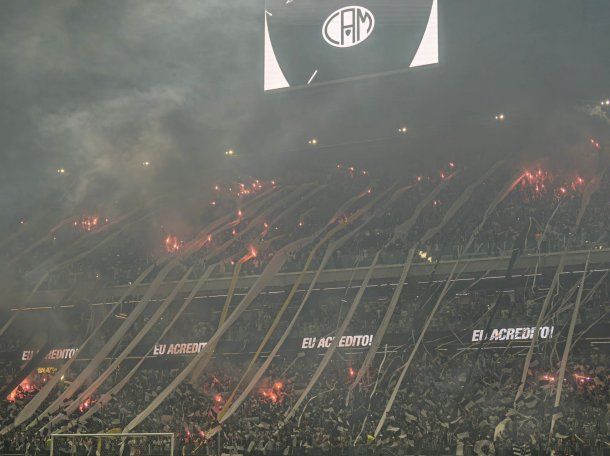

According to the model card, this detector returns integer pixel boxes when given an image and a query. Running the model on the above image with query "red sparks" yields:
[574,373,592,383]
[78,215,99,232]
[570,176,585,191]
[273,381,284,391]
[556,187,567,198]
[214,394,223,403]
[348,367,355,378]
[521,169,552,200]
[164,235,182,253]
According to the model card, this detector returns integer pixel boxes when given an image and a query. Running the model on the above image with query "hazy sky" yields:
[1,0,609,215]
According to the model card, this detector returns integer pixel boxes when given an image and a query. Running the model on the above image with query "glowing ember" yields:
[239,245,258,264]
[214,394,223,403]
[164,235,182,253]
[261,390,278,403]
[7,378,34,402]
[555,186,568,198]
[348,368,355,378]
[79,398,92,413]
[273,381,283,391]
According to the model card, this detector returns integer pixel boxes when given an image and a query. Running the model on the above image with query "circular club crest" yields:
[322,6,375,48]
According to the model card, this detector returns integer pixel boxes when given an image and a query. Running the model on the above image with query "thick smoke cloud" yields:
[0,0,263,212]
[0,0,609,217]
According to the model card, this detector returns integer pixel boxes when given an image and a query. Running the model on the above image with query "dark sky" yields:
[1,0,609,216]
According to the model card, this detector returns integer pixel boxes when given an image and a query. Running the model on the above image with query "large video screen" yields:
[264,0,438,91]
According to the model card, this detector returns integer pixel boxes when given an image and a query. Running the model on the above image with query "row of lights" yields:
[223,125,408,157]
[56,112,513,173]
[58,162,152,175]
[59,97,610,174]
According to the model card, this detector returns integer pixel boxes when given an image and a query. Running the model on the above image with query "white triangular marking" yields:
[410,0,438,68]
[264,13,290,91]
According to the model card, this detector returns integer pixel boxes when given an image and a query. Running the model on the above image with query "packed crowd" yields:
[1,160,609,454]
[1,345,607,455]
[0,274,607,454]
[2,161,610,293]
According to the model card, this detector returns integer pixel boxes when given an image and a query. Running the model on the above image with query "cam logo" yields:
[322,6,375,48]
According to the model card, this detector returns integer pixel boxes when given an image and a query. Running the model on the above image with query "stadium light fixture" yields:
[142,161,150,167]
[398,126,408,133]
[57,168,66,174]
[494,113,505,121]
[225,149,235,156]
[308,138,318,145]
